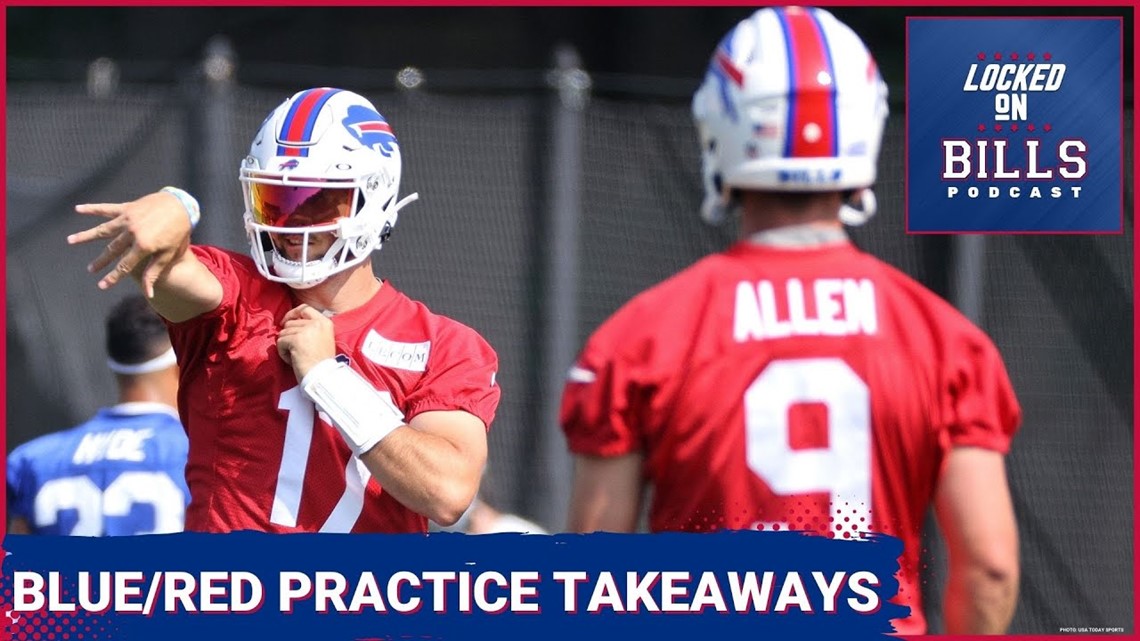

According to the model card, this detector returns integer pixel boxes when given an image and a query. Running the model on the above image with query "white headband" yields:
[107,347,177,375]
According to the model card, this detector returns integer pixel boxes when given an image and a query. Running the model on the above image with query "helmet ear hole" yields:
[352,235,372,256]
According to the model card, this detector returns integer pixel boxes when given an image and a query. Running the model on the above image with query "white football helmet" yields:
[239,88,419,288]
[691,6,889,226]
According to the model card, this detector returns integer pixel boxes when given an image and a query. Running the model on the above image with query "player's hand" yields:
[277,304,337,381]
[67,191,194,298]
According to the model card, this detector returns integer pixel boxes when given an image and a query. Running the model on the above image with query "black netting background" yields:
[5,79,1132,633]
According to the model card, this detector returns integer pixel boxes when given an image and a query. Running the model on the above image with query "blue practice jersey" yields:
[7,403,190,536]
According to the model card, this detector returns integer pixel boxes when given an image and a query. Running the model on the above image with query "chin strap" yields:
[839,189,877,227]
[700,189,739,226]
[393,192,420,212]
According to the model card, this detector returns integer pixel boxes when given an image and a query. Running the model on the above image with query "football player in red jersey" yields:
[560,7,1020,634]
[68,88,500,534]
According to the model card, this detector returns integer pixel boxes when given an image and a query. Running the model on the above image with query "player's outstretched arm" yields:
[934,446,1020,634]
[68,190,223,323]
[567,453,643,533]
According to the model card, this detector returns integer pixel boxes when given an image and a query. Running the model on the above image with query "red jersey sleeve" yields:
[403,322,501,430]
[186,245,247,319]
[164,246,246,360]
[561,300,656,458]
[940,326,1022,453]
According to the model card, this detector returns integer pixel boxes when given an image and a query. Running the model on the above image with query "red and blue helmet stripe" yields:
[276,87,342,157]
[710,29,745,123]
[776,7,838,158]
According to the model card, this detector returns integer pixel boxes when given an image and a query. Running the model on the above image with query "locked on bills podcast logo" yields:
[906,18,1122,233]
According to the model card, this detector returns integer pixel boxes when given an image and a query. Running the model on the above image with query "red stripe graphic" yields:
[282,88,334,156]
[715,49,744,87]
[356,122,392,133]
[784,9,835,158]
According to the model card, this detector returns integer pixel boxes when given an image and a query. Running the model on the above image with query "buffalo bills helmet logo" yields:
[278,159,300,170]
[342,105,398,157]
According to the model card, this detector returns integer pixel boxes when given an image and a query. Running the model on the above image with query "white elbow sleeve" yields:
[301,357,405,455]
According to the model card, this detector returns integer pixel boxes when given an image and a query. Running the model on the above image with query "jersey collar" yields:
[745,224,849,248]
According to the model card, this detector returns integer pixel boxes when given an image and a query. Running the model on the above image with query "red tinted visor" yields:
[248,182,355,228]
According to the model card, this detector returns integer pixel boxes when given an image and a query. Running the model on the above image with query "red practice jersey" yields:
[561,239,1021,634]
[168,246,500,534]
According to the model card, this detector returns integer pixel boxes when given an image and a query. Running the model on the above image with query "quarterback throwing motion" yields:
[70,88,500,534]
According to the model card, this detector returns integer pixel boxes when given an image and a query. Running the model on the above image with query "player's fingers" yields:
[280,318,320,332]
[140,250,174,300]
[280,305,306,323]
[97,248,143,290]
[275,335,290,351]
[275,332,302,365]
[277,325,303,340]
[86,233,135,273]
[67,218,124,246]
[282,304,322,323]
[74,203,125,218]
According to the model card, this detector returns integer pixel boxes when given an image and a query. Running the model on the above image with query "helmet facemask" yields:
[241,168,413,289]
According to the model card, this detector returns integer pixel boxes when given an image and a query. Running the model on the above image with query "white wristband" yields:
[300,357,405,455]
[161,186,201,231]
